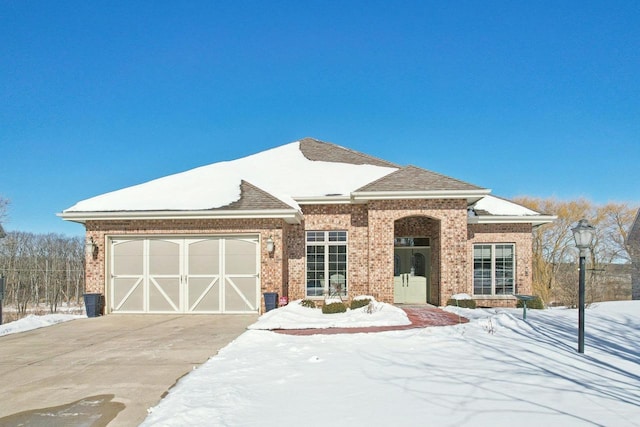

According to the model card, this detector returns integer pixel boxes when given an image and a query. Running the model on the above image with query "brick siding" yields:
[85,200,536,310]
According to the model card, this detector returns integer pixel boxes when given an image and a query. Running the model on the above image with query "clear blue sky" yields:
[1,1,638,237]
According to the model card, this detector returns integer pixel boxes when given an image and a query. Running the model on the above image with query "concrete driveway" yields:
[0,314,257,426]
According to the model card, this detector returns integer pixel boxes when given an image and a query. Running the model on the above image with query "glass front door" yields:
[393,246,430,304]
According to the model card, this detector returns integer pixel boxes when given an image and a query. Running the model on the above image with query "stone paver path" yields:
[275,305,468,335]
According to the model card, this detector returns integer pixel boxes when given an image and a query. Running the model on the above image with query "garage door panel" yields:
[149,278,180,312]
[113,277,144,311]
[225,239,257,275]
[113,240,143,275]
[188,277,220,312]
[225,277,258,312]
[149,240,180,275]
[188,239,220,275]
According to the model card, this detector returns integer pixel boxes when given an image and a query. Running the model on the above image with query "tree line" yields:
[0,231,85,315]
[514,197,637,306]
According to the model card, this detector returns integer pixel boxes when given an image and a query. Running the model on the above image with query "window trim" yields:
[305,230,348,298]
[473,243,516,296]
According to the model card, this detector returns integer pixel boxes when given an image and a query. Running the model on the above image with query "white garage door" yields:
[109,236,259,314]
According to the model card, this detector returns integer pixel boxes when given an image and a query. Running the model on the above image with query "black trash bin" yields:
[83,293,104,317]
[263,292,278,312]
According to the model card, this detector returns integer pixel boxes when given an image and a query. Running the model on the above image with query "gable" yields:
[357,165,484,192]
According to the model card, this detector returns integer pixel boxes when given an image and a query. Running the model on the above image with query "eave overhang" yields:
[468,214,557,227]
[58,209,304,225]
[294,195,353,205]
[351,189,491,204]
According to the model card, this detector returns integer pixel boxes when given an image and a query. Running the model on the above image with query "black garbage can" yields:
[263,292,278,312]
[83,293,104,317]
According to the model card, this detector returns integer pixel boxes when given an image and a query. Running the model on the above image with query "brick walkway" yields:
[274,305,468,336]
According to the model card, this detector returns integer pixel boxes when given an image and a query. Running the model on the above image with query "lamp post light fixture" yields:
[571,219,595,354]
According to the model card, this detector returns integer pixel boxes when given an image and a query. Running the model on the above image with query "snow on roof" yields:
[472,195,541,216]
[64,141,398,213]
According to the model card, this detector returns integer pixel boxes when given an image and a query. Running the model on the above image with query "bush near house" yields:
[350,298,372,310]
[300,299,318,309]
[446,299,477,309]
[516,296,545,309]
[322,301,347,314]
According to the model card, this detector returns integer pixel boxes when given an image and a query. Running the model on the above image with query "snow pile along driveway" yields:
[142,300,640,427]
[0,314,82,337]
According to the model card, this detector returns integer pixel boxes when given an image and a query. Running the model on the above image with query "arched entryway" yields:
[393,216,440,305]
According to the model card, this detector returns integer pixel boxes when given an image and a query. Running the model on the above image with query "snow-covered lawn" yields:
[0,313,82,336]
[142,300,640,426]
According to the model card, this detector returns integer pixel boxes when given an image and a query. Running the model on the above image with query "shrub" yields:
[299,299,318,309]
[446,298,476,309]
[322,301,347,314]
[350,298,372,310]
[516,296,544,309]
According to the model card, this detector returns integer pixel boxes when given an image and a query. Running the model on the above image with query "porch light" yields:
[86,237,97,258]
[571,219,595,354]
[266,236,274,253]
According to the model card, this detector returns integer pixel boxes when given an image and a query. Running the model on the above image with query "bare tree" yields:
[0,196,8,223]
[0,231,85,319]
[514,197,637,306]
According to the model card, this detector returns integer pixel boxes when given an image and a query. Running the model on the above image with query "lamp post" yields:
[571,219,595,354]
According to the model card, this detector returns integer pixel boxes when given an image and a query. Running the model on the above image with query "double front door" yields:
[394,247,430,304]
[109,236,259,313]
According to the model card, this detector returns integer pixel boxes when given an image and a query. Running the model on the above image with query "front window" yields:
[473,244,515,295]
[306,231,347,297]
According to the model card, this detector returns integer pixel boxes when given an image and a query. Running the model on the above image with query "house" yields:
[627,209,640,300]
[59,138,555,314]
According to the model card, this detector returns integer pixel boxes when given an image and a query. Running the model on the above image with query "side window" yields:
[473,244,515,296]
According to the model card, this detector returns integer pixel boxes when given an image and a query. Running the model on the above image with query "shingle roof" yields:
[299,137,398,168]
[222,180,292,210]
[60,138,547,227]
[61,139,398,214]
[356,165,485,192]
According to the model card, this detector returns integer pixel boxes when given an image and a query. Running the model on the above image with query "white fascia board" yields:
[352,189,491,202]
[58,209,303,224]
[294,195,352,205]
[468,215,557,226]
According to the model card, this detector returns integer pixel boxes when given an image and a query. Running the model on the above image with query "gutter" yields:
[57,209,304,224]
[468,214,557,226]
